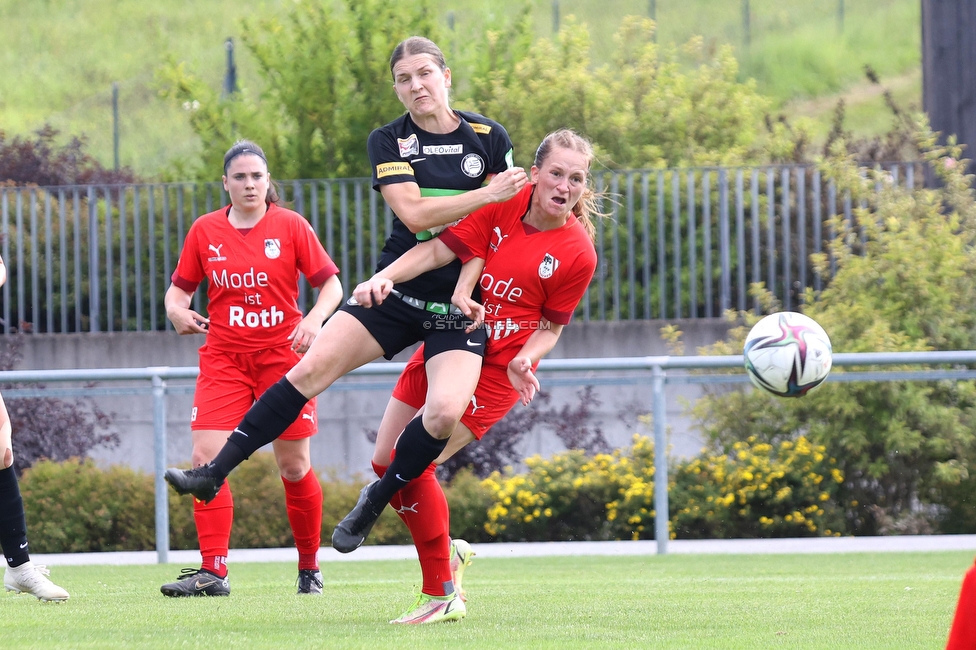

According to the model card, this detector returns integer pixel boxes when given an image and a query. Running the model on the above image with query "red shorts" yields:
[391,345,525,440]
[192,344,317,440]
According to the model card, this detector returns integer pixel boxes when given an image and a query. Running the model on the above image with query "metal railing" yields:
[2,348,974,561]
[0,162,923,333]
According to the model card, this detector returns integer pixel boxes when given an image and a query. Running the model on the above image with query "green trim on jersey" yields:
[417,188,468,240]
[419,188,466,197]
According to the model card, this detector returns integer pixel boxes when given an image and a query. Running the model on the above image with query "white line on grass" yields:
[31,534,976,566]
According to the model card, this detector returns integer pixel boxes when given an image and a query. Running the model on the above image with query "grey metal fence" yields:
[0,162,923,333]
[3,349,975,561]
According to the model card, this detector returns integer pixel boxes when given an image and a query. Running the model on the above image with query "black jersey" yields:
[367,110,514,302]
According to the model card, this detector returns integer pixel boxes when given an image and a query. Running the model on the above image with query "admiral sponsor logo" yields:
[539,253,559,279]
[467,122,492,135]
[422,144,463,155]
[398,134,419,157]
[264,238,281,259]
[460,153,485,178]
[207,243,226,262]
[376,162,414,179]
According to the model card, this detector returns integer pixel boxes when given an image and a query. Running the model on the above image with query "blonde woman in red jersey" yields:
[160,140,342,597]
[350,129,600,623]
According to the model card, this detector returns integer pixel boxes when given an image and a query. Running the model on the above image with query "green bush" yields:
[481,435,657,542]
[22,453,415,553]
[21,458,156,553]
[445,468,493,543]
[20,442,851,553]
[690,127,976,535]
[480,434,846,542]
[670,436,846,539]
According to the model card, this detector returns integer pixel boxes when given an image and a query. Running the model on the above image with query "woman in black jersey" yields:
[165,37,526,541]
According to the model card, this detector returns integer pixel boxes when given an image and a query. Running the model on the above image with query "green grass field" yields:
[0,551,968,649]
[3,0,920,178]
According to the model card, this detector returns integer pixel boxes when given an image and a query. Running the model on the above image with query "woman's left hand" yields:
[452,293,486,333]
[288,316,321,353]
[507,356,540,405]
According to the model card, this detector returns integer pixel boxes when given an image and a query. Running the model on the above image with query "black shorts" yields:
[339,293,488,361]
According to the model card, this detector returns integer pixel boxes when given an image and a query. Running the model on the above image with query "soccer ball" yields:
[743,311,832,398]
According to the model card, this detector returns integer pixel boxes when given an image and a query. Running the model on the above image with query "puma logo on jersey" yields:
[395,502,420,515]
[302,412,315,423]
[469,395,486,415]
[490,227,508,252]
[207,243,226,262]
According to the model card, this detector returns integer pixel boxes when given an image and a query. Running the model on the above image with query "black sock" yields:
[211,377,309,478]
[369,417,447,508]
[0,467,29,567]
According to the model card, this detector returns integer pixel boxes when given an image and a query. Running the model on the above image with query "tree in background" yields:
[158,0,442,180]
[159,5,801,179]
[690,122,976,535]
[0,125,136,186]
[471,16,798,170]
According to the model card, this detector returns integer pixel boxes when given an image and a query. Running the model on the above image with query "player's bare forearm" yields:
[354,239,457,308]
[452,258,485,329]
[381,238,457,283]
[305,274,343,325]
[382,168,527,233]
[0,393,10,468]
[164,284,209,335]
[515,321,564,365]
[292,274,344,351]
[506,322,564,405]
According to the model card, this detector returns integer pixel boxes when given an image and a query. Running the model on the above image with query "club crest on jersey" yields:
[461,153,485,178]
[398,134,420,158]
[264,239,281,259]
[539,253,559,279]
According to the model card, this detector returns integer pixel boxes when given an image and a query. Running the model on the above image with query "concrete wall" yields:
[10,318,731,476]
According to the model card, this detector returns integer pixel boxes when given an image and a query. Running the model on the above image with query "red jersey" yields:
[439,184,597,367]
[172,204,339,353]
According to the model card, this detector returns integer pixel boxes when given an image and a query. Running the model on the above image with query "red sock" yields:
[947,562,976,649]
[194,480,233,578]
[282,468,322,571]
[400,464,453,597]
[376,458,453,596]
